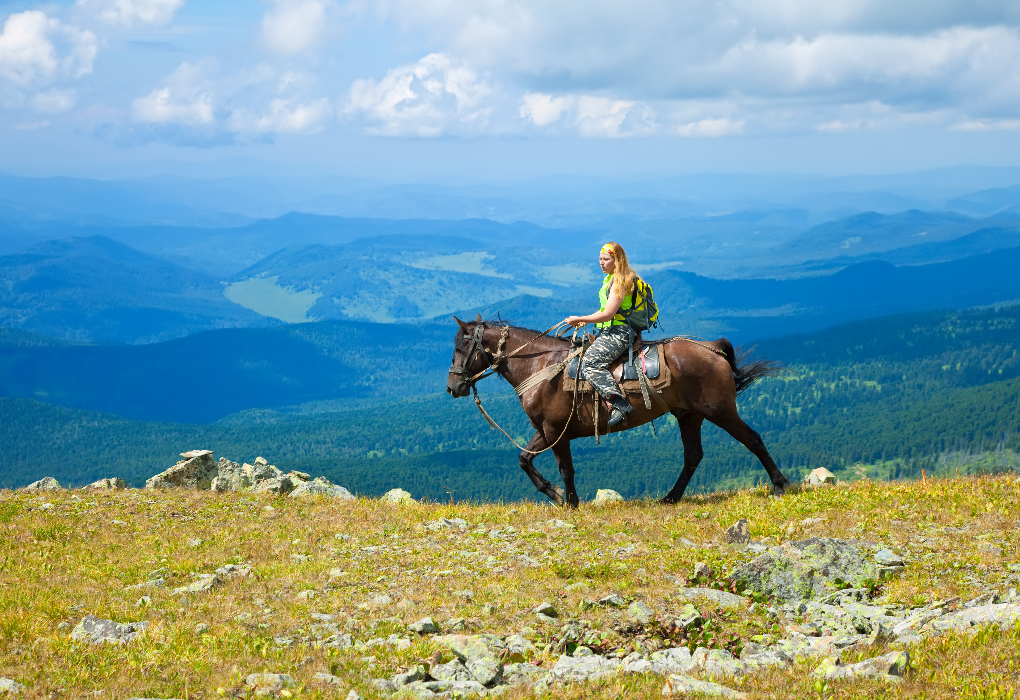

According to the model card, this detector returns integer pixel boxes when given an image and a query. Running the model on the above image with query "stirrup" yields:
[607,399,632,427]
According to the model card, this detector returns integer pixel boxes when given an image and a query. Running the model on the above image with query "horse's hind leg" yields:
[551,441,580,509]
[661,412,704,504]
[519,431,566,506]
[710,406,791,496]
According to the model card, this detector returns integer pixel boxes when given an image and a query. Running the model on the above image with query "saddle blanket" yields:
[563,344,670,394]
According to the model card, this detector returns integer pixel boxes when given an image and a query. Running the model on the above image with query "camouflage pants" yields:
[581,325,630,401]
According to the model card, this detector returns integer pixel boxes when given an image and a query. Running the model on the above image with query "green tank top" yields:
[596,274,633,329]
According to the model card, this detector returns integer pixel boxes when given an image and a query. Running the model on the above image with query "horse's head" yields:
[447,314,494,398]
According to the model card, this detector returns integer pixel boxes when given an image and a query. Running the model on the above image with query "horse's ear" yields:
[454,316,468,331]
[475,313,483,322]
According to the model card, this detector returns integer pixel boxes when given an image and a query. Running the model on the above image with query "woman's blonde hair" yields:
[602,241,638,298]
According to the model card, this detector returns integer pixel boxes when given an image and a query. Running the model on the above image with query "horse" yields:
[446,315,791,507]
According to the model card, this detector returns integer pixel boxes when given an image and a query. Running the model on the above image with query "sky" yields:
[1,0,1020,181]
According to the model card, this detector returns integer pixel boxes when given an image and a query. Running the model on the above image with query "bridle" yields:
[449,322,512,390]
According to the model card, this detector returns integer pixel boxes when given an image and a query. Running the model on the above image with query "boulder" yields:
[729,538,879,603]
[408,617,439,634]
[22,477,60,490]
[289,477,355,500]
[254,476,298,496]
[381,488,415,504]
[724,519,751,544]
[814,650,909,681]
[549,654,622,683]
[70,615,148,645]
[210,458,250,492]
[804,468,837,487]
[676,588,747,609]
[243,458,282,485]
[627,601,656,624]
[84,478,126,491]
[593,489,624,505]
[145,450,217,490]
[663,674,746,698]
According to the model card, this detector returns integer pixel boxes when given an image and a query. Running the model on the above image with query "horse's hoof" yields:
[550,486,566,506]
[660,495,680,505]
[772,480,791,497]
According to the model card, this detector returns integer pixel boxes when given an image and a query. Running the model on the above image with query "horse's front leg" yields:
[551,440,580,508]
[519,431,565,506]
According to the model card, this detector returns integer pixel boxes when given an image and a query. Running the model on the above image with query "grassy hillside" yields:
[1,476,1018,699]
[2,304,1019,495]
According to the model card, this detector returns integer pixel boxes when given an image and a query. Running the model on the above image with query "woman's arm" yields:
[564,287,626,327]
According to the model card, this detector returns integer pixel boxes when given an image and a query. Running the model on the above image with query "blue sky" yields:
[2,0,1020,180]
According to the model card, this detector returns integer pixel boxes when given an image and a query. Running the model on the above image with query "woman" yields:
[564,241,641,427]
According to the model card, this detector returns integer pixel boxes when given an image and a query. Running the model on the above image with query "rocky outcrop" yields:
[145,450,218,490]
[22,477,61,490]
[70,615,148,645]
[729,538,879,603]
[289,477,355,499]
[84,478,126,490]
[210,458,250,492]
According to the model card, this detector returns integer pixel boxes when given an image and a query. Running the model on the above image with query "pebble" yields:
[598,593,626,607]
[532,602,558,617]
[409,617,440,634]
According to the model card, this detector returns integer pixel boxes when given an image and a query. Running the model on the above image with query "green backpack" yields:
[620,277,659,331]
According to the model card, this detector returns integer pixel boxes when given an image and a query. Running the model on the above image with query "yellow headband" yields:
[601,244,615,256]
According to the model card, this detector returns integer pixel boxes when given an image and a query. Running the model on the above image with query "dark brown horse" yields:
[446,316,791,507]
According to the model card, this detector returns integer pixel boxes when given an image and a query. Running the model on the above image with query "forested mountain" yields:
[2,304,1017,498]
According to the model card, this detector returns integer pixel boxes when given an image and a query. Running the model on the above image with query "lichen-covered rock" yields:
[254,476,298,496]
[210,458,250,492]
[662,674,746,697]
[593,489,624,505]
[729,538,878,603]
[84,478,126,490]
[244,673,295,696]
[381,488,415,504]
[805,468,837,486]
[676,588,747,609]
[549,653,622,683]
[70,615,148,645]
[628,601,656,624]
[724,519,750,544]
[146,450,217,490]
[289,477,354,499]
[170,574,220,595]
[930,603,1020,632]
[408,617,439,634]
[0,678,27,695]
[22,477,60,490]
[814,650,909,681]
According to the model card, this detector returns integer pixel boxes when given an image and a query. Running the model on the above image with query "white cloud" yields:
[229,97,332,133]
[675,117,744,137]
[79,0,185,27]
[0,10,97,87]
[32,89,78,113]
[950,119,1020,132]
[520,92,569,126]
[262,0,329,55]
[130,62,214,125]
[346,53,492,136]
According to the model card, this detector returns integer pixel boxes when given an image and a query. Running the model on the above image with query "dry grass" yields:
[1,474,1019,699]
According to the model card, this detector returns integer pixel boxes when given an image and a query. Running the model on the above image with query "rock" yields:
[693,562,713,579]
[290,477,355,499]
[502,662,548,687]
[466,656,503,686]
[676,588,747,609]
[598,593,627,607]
[430,659,473,682]
[214,563,252,580]
[421,680,485,695]
[254,476,297,496]
[244,673,296,696]
[434,634,496,663]
[503,634,535,662]
[195,623,210,634]
[628,601,656,624]
[724,519,751,544]
[930,603,1020,632]
[145,450,217,490]
[814,650,909,681]
[662,674,747,698]
[593,489,624,505]
[394,665,427,686]
[408,617,439,634]
[70,615,148,645]
[547,519,575,529]
[170,574,220,595]
[532,601,558,618]
[313,672,342,685]
[804,468,837,487]
[875,549,905,566]
[22,477,60,490]
[649,647,696,674]
[346,691,362,700]
[698,649,748,677]
[369,594,393,606]
[287,470,311,482]
[729,538,879,603]
[243,459,282,485]
[549,654,622,683]
[134,596,151,608]
[84,478,126,490]
[381,488,415,504]
[424,518,468,531]
[210,458,250,492]
[124,578,165,591]
[369,679,396,694]
[676,603,703,629]
[0,678,27,694]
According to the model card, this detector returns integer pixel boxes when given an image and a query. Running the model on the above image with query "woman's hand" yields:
[564,316,586,328]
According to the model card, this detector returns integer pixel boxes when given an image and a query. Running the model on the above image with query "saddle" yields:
[563,341,669,396]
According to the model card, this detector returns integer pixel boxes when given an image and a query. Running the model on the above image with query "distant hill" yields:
[0,236,276,344]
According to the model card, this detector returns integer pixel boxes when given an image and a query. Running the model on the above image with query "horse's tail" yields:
[715,338,782,395]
